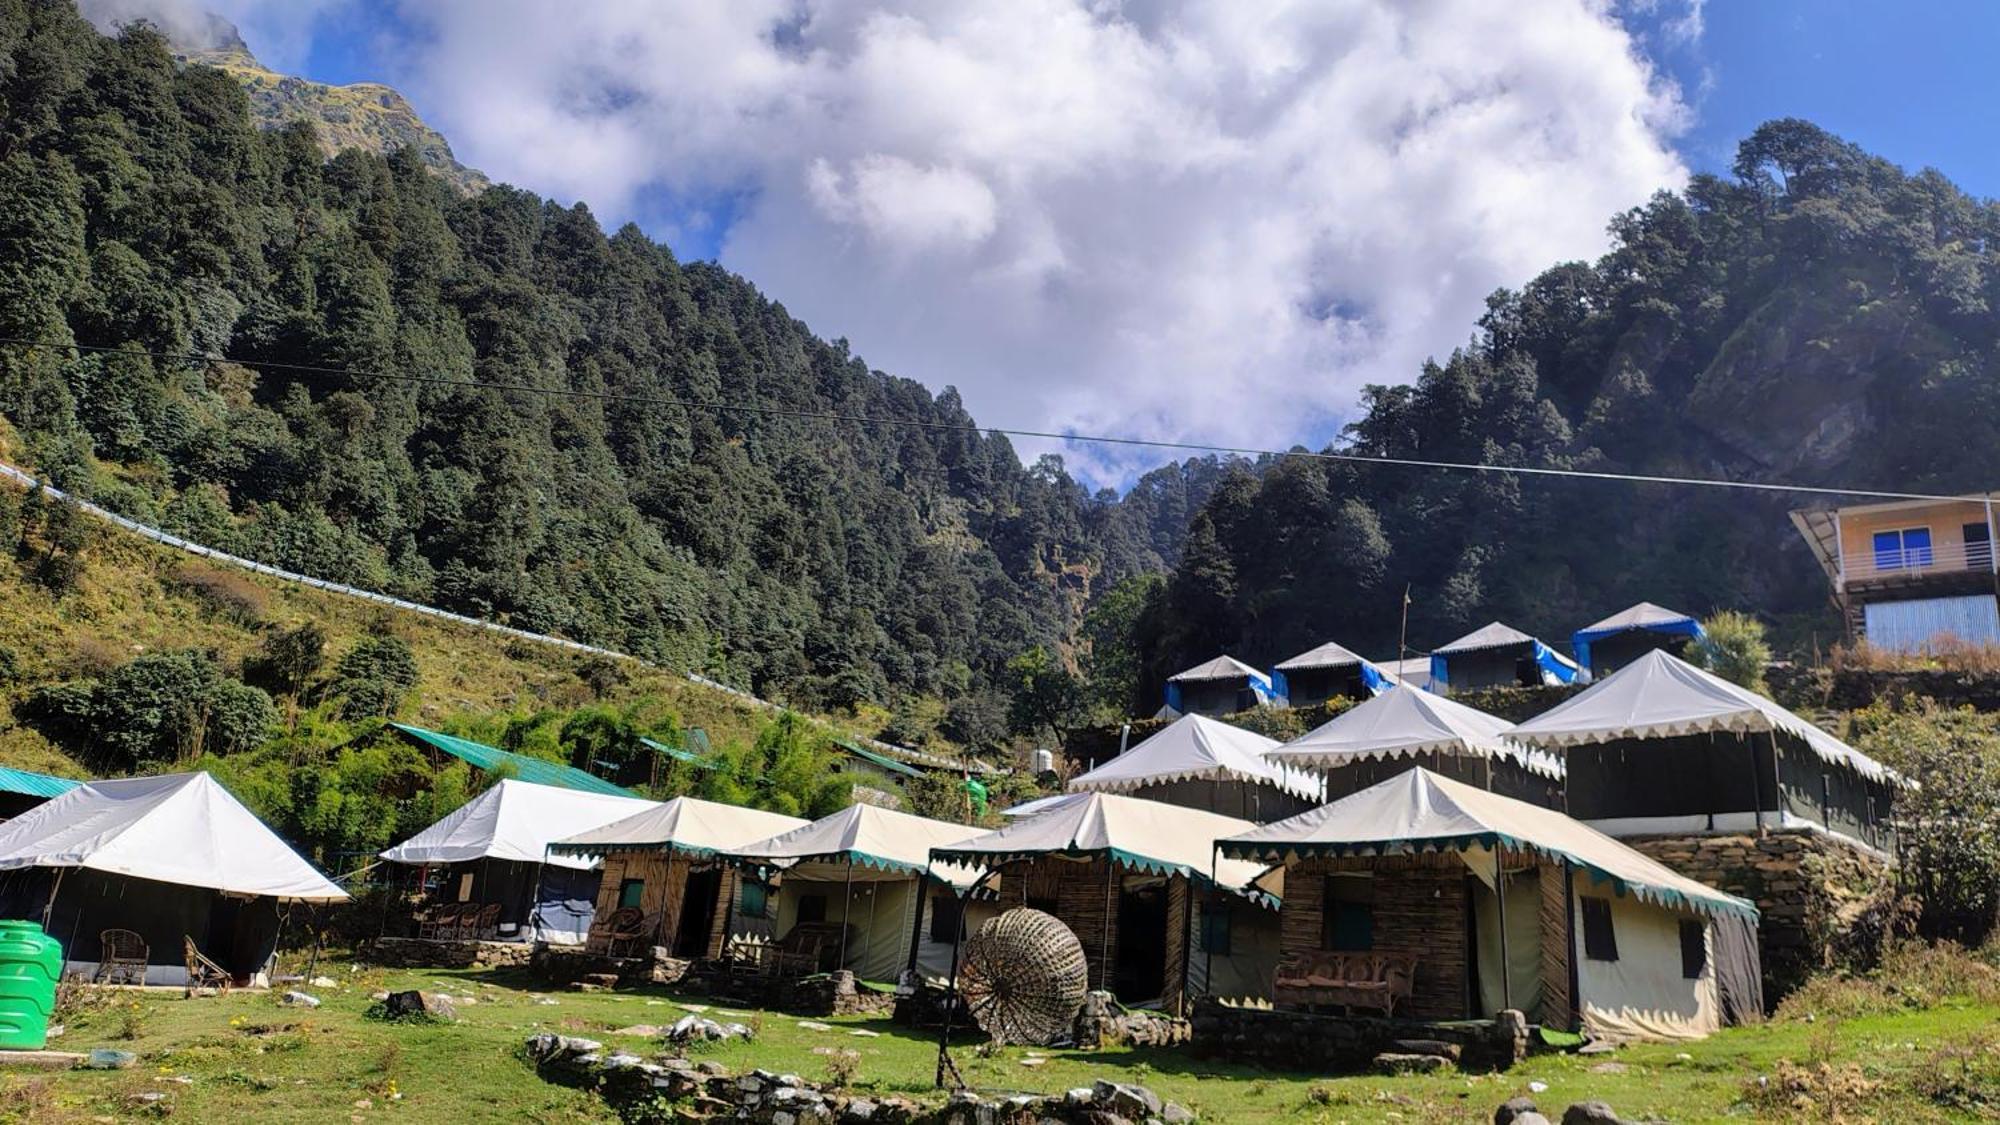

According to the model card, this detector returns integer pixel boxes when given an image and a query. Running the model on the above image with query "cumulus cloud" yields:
[78,0,348,71]
[111,0,1698,482]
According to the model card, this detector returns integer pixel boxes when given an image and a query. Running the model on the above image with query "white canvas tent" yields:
[1219,768,1761,1040]
[1069,714,1323,819]
[1509,650,1901,845]
[551,798,811,959]
[723,804,988,983]
[934,792,1282,1011]
[379,780,658,943]
[1266,685,1561,802]
[0,773,345,986]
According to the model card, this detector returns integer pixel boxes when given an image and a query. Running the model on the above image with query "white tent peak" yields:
[379,779,658,870]
[0,772,346,902]
[1578,602,1695,635]
[1268,684,1559,777]
[1434,621,1541,654]
[1221,767,1753,919]
[1167,655,1263,682]
[1509,650,1898,783]
[726,803,988,875]
[932,791,1275,898]
[550,795,809,858]
[1274,640,1368,671]
[1070,714,1322,800]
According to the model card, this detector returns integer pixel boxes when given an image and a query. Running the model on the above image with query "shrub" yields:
[1691,610,1772,691]
[16,650,277,768]
[1850,702,2000,943]
[327,635,419,719]
[169,560,268,625]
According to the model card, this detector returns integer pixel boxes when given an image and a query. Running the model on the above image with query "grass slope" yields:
[7,962,1995,1123]
[0,498,809,781]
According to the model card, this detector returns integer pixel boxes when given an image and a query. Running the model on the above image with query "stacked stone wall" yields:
[1188,999,1527,1073]
[1624,830,1892,1000]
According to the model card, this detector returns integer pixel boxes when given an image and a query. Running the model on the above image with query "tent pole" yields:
[838,855,856,969]
[1204,850,1218,1001]
[935,861,995,1090]
[1175,874,1195,1018]
[1494,848,1512,1014]
[41,868,66,930]
[861,872,880,980]
[902,871,930,980]
[1100,857,1116,995]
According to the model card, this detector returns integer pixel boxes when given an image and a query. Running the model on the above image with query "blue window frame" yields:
[1872,527,1933,571]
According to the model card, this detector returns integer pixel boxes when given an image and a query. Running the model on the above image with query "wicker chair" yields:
[589,907,642,954]
[183,936,231,996]
[96,929,148,985]
[417,902,462,941]
[468,902,503,941]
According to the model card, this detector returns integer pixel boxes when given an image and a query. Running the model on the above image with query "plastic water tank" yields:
[0,919,62,1050]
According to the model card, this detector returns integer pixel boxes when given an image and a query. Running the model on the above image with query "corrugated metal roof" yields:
[389,723,635,796]
[835,740,925,780]
[0,766,83,800]
[640,736,719,770]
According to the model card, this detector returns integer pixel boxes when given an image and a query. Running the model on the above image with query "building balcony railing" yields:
[1843,541,1995,586]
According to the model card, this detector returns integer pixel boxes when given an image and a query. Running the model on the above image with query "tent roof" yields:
[932,791,1275,899]
[390,723,635,796]
[1220,767,1755,919]
[835,741,924,780]
[1576,602,1695,638]
[1381,658,1434,689]
[640,736,719,770]
[1167,655,1264,683]
[1267,686,1561,778]
[1509,650,1898,783]
[725,804,989,886]
[1069,714,1323,800]
[1000,792,1086,818]
[1274,641,1368,672]
[549,796,809,858]
[379,780,659,870]
[0,773,346,901]
[0,765,82,801]
[1434,621,1540,655]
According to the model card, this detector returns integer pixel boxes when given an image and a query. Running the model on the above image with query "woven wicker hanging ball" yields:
[958,907,1089,1046]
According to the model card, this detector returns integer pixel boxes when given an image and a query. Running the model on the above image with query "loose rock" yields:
[1562,1101,1630,1125]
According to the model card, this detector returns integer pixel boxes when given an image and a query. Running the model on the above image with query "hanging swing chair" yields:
[957,907,1089,1045]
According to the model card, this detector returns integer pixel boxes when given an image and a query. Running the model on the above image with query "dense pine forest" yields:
[0,2,1223,742]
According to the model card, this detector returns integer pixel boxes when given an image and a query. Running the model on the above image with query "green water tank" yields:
[0,919,62,1050]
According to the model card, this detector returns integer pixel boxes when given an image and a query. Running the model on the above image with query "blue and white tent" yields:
[1161,655,1278,718]
[1572,603,1704,679]
[1271,641,1392,705]
[1430,622,1579,693]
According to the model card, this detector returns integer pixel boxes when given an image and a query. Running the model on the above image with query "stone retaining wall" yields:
[1187,1000,1528,1073]
[1624,829,1892,1001]
[367,937,535,970]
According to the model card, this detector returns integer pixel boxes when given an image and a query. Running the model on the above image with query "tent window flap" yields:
[1581,897,1619,962]
[1680,918,1707,979]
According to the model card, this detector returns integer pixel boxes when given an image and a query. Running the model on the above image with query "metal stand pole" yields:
[902,871,930,980]
[934,861,996,1090]
[1494,849,1512,1013]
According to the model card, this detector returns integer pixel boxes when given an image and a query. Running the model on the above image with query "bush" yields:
[327,635,419,719]
[16,650,277,768]
[1691,610,1772,691]
[1850,702,2000,943]
[169,560,269,624]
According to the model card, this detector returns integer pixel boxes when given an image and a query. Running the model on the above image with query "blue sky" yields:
[1636,0,2000,199]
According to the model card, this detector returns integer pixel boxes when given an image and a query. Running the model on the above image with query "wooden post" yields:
[1175,874,1195,1017]
[1100,859,1117,994]
[1563,860,1580,1032]
[838,855,856,969]
[903,870,931,979]
[1494,849,1512,1013]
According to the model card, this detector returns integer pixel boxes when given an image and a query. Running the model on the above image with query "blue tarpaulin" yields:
[1572,603,1705,676]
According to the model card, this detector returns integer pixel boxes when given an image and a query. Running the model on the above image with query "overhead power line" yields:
[0,335,1980,504]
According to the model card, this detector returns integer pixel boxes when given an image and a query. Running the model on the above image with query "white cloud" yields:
[130,0,1696,483]
[78,0,348,72]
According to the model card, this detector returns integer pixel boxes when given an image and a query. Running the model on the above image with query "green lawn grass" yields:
[5,961,1994,1123]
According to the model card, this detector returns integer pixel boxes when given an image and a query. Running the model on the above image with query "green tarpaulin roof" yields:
[0,766,82,800]
[835,740,924,780]
[389,723,635,796]
[640,736,719,770]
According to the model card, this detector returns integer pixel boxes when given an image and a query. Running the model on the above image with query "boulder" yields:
[1562,1101,1630,1125]
[1495,1097,1541,1125]
[1093,1079,1161,1118]
[1374,1052,1453,1075]
[381,989,455,1021]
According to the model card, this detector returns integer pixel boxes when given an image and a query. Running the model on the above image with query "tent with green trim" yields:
[548,798,810,960]
[722,804,989,982]
[930,792,1284,1013]
[1218,767,1760,1040]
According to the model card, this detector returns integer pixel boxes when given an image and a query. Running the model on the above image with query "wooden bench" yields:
[1273,951,1416,1017]
[746,921,853,978]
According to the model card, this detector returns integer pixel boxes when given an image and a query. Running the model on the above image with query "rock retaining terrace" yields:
[1624,829,1892,1000]
[524,1033,1197,1123]
[1188,1000,1529,1073]
[368,936,535,970]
